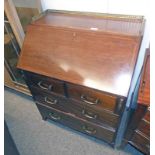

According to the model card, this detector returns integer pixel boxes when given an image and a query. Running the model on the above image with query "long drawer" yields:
[67,83,125,114]
[129,130,150,155]
[36,102,116,144]
[25,72,65,96]
[31,86,119,128]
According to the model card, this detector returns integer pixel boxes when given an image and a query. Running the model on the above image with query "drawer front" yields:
[130,130,150,154]
[137,119,150,137]
[31,87,70,113]
[36,102,115,144]
[25,72,65,95]
[69,102,119,129]
[32,87,119,128]
[67,83,125,114]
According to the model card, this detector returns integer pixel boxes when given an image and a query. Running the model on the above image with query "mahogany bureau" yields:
[124,48,150,154]
[17,10,145,147]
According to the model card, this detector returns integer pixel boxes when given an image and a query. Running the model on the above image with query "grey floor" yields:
[4,121,20,155]
[4,88,143,155]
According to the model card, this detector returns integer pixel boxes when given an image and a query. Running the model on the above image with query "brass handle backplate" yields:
[82,109,97,119]
[81,95,99,105]
[82,125,96,134]
[37,81,53,91]
[44,96,58,105]
[49,112,61,120]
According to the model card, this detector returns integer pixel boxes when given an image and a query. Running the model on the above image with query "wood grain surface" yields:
[36,101,116,144]
[18,11,144,97]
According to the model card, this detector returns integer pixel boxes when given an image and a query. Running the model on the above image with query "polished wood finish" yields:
[32,11,144,36]
[18,11,145,147]
[138,48,150,106]
[31,86,120,128]
[143,109,150,122]
[137,119,150,137]
[126,106,150,154]
[124,104,147,139]
[18,10,144,97]
[129,130,149,155]
[25,72,65,96]
[36,102,115,144]
[67,83,124,114]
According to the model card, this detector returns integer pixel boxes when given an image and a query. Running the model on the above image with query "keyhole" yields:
[73,32,76,37]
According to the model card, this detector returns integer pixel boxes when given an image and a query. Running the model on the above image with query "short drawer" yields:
[67,83,125,114]
[36,102,116,144]
[32,87,120,128]
[32,88,68,113]
[129,130,150,154]
[25,72,65,95]
[137,119,150,137]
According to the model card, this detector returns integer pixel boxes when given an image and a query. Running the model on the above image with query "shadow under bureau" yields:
[17,10,145,147]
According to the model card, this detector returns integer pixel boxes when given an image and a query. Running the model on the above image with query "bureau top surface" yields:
[32,10,144,36]
[18,10,144,97]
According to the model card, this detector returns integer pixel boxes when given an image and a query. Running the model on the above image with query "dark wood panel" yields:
[143,109,150,122]
[124,48,150,154]
[124,104,147,141]
[129,130,150,155]
[137,119,150,138]
[25,72,65,96]
[36,102,116,144]
[67,83,125,114]
[31,86,120,128]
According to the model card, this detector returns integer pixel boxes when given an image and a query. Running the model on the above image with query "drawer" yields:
[129,130,150,154]
[25,72,65,95]
[32,87,69,113]
[36,102,116,144]
[67,83,125,114]
[32,87,120,128]
[137,119,150,137]
[69,101,119,129]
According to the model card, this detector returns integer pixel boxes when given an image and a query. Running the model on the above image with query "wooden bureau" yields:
[17,10,144,146]
[125,48,150,154]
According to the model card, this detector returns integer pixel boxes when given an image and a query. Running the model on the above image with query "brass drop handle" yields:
[49,112,61,120]
[81,95,99,105]
[37,81,53,91]
[44,96,58,105]
[82,125,96,134]
[82,109,97,119]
